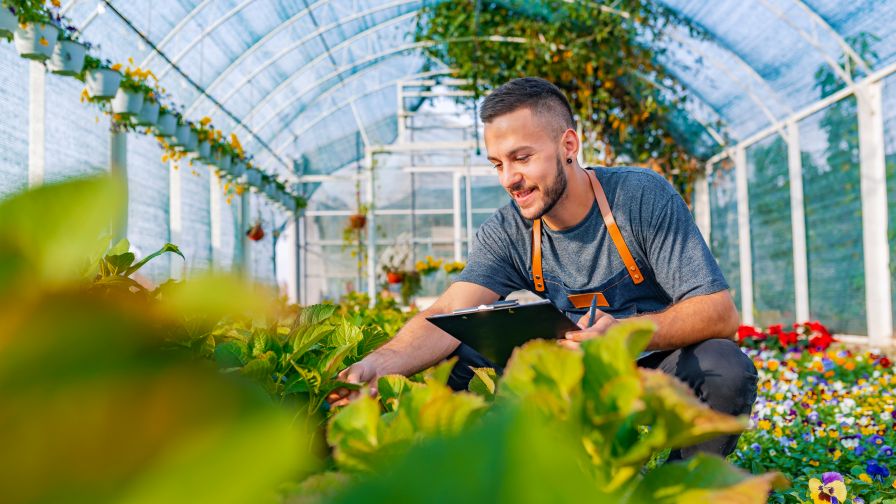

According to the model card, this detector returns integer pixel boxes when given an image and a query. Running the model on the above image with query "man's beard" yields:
[511,155,568,220]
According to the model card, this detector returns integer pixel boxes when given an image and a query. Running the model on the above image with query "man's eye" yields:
[516,155,531,162]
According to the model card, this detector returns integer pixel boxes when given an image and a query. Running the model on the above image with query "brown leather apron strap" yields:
[532,217,545,292]
[586,169,644,284]
[529,169,644,292]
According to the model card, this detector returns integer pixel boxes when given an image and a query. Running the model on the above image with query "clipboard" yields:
[426,299,581,366]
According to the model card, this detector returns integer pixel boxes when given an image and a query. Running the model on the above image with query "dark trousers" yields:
[448,338,758,460]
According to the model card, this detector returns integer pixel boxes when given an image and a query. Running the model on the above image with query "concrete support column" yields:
[452,172,463,261]
[169,161,183,279]
[786,121,811,323]
[209,170,223,270]
[366,149,377,304]
[734,146,754,325]
[28,61,45,188]
[693,168,711,242]
[240,191,252,280]
[856,81,893,345]
[109,127,128,241]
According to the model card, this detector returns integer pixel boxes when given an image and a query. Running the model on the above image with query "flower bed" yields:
[735,322,896,503]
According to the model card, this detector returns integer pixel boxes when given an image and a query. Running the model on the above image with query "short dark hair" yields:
[480,77,576,136]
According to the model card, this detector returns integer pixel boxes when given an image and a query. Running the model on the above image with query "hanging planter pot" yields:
[14,23,59,61]
[348,214,367,230]
[133,99,160,127]
[216,150,232,172]
[183,129,199,153]
[0,6,16,40]
[265,181,278,199]
[246,222,264,241]
[282,194,298,213]
[111,88,145,116]
[231,161,246,178]
[47,39,87,76]
[197,140,212,162]
[246,168,262,188]
[170,123,191,148]
[386,272,404,285]
[155,111,177,137]
[85,68,121,100]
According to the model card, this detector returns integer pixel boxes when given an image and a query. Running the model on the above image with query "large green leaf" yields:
[214,341,248,368]
[614,369,748,466]
[331,404,600,503]
[469,367,498,401]
[0,175,125,294]
[377,374,416,412]
[298,304,337,326]
[326,395,382,472]
[628,454,788,503]
[125,243,184,276]
[499,340,583,419]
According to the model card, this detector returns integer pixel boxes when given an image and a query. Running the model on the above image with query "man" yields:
[327,77,757,460]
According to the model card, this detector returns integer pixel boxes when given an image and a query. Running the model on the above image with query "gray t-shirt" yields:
[456,166,729,320]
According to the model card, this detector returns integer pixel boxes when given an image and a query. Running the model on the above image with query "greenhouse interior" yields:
[3,0,896,502]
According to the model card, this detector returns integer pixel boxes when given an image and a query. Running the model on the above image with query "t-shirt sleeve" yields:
[643,189,730,304]
[455,217,526,297]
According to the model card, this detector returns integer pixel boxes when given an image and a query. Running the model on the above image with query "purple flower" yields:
[880,445,893,457]
[869,434,885,445]
[866,460,890,481]
[822,472,844,484]
[808,412,819,423]
[855,444,866,456]
[822,358,835,371]
[750,443,762,453]
[853,498,865,504]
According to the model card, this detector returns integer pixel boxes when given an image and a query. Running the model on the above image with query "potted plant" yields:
[443,260,466,276]
[12,1,59,61]
[133,90,161,127]
[246,220,264,241]
[170,120,192,149]
[111,59,155,116]
[47,17,87,76]
[379,234,413,286]
[415,255,443,277]
[0,3,16,40]
[348,204,368,230]
[154,107,178,137]
[82,55,121,100]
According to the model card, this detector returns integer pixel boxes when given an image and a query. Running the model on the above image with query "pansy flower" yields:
[808,472,846,504]
[866,460,890,481]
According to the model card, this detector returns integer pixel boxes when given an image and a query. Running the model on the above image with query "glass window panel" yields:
[746,135,795,327]
[709,161,741,311]
[799,96,866,334]
[883,75,896,329]
[127,135,170,283]
[0,45,29,198]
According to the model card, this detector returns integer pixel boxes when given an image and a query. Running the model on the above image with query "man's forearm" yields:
[362,309,461,377]
[636,291,740,351]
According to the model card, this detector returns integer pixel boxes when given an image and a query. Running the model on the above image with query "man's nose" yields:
[500,165,523,189]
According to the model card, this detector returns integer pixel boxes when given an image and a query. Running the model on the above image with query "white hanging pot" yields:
[197,140,212,162]
[265,182,278,199]
[133,99,160,127]
[14,23,59,61]
[231,161,246,178]
[246,169,262,188]
[171,123,191,148]
[216,151,232,171]
[85,68,121,100]
[184,129,199,153]
[0,6,19,40]
[155,111,177,137]
[111,88,145,116]
[47,39,87,76]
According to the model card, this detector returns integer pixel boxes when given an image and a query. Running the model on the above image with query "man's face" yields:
[484,107,567,221]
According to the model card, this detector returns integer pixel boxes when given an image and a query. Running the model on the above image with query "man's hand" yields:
[559,309,618,350]
[326,359,379,408]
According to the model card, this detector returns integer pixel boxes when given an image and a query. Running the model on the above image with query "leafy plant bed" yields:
[735,322,896,503]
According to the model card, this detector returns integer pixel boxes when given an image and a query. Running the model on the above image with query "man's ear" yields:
[560,127,579,162]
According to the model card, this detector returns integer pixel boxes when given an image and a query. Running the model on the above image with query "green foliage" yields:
[415,0,718,193]
[0,176,316,504]
[322,321,786,502]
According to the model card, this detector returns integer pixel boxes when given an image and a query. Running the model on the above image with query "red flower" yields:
[778,331,798,347]
[808,332,835,353]
[880,357,892,368]
[737,325,763,342]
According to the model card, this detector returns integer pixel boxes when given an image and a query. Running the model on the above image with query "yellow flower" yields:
[808,476,846,504]
[833,449,841,460]
[110,63,122,71]
[38,37,48,47]
[808,460,819,467]
[51,0,61,7]
[758,419,771,430]
[858,473,872,483]
[768,360,779,371]
[200,116,212,126]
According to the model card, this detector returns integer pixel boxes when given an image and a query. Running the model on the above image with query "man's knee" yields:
[677,338,758,416]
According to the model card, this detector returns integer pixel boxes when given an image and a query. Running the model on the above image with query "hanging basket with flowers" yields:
[246,221,264,242]
[0,4,16,40]
[154,108,178,137]
[82,56,121,100]
[14,21,59,61]
[46,18,88,76]
[110,58,156,116]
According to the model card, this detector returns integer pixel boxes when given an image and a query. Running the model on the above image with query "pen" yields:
[587,295,598,327]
